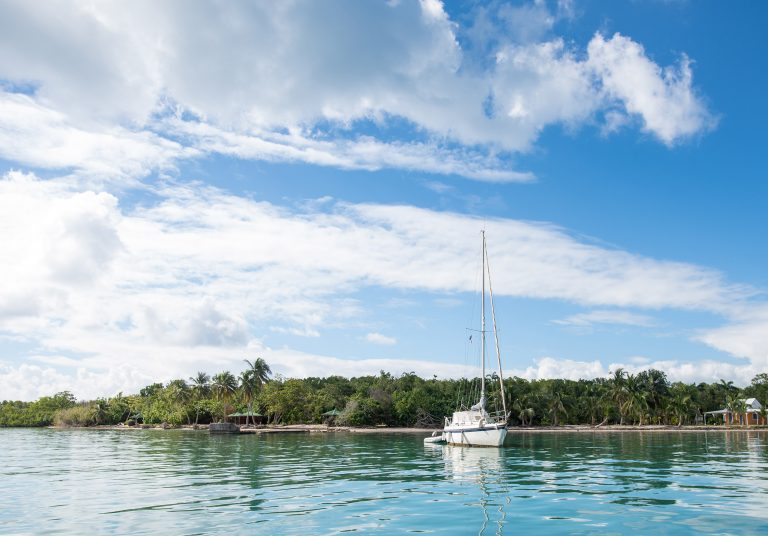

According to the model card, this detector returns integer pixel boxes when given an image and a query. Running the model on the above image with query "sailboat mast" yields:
[485,243,508,419]
[480,230,486,408]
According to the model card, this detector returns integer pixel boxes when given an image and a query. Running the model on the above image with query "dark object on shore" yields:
[210,422,241,434]
[226,412,267,425]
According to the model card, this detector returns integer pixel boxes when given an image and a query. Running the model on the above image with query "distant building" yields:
[705,398,766,425]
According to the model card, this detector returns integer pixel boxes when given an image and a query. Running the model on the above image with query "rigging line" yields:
[484,237,508,419]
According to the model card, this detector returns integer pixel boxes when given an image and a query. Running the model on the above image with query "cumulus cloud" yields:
[587,33,716,144]
[697,305,768,372]
[0,1,714,182]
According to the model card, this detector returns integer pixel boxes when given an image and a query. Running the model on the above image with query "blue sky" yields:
[0,0,767,400]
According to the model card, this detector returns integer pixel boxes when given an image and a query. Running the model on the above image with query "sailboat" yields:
[442,231,509,447]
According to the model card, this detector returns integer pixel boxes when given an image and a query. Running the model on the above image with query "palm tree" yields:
[636,369,669,424]
[92,398,109,425]
[547,384,567,426]
[166,379,191,424]
[244,358,272,388]
[732,397,749,426]
[610,368,628,425]
[189,371,211,425]
[669,384,692,427]
[724,394,748,426]
[513,394,535,426]
[623,374,649,425]
[719,379,736,393]
[212,371,238,421]
[583,381,606,426]
[519,407,535,426]
[240,358,272,426]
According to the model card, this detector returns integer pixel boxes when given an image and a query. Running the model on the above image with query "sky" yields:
[1,0,767,401]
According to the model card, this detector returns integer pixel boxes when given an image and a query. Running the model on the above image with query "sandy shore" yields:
[50,424,768,434]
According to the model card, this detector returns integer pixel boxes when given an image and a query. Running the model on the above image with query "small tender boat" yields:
[440,231,509,447]
[423,431,446,444]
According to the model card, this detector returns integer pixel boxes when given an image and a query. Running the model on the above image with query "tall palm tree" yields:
[239,371,256,426]
[240,358,272,426]
[583,381,607,426]
[189,371,211,425]
[547,384,567,426]
[244,358,272,388]
[623,374,649,425]
[669,384,692,427]
[212,371,238,421]
[610,368,628,425]
[724,394,745,426]
[166,379,191,424]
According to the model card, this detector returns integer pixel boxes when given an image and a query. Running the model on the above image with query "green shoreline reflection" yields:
[1,429,767,534]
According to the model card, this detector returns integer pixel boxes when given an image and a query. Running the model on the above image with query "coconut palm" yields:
[610,368,628,425]
[547,385,567,426]
[239,358,272,426]
[189,371,211,425]
[636,369,669,424]
[732,397,749,426]
[668,384,693,427]
[166,379,191,424]
[513,394,535,426]
[212,371,238,421]
[582,381,608,426]
[623,374,650,425]
[244,358,272,388]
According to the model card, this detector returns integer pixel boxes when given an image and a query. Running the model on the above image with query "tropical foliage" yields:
[3,364,768,428]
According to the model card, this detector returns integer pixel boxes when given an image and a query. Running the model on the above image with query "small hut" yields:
[227,412,267,426]
[322,409,341,425]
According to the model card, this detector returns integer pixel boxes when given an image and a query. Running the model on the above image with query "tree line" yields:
[2,360,768,428]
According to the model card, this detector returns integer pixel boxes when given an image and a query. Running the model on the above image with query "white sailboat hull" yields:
[443,425,507,447]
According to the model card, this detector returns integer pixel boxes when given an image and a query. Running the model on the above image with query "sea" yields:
[2,428,767,534]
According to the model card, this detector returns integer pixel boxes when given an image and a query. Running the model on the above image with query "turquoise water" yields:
[2,429,768,534]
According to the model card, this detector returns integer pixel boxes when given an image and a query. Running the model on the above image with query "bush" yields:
[54,405,97,427]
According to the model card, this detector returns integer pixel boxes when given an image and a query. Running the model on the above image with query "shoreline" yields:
[33,423,768,434]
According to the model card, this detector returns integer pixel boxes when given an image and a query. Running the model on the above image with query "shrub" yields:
[54,405,96,427]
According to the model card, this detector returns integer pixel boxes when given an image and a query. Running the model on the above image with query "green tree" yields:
[189,371,211,425]
[546,382,567,426]
[668,383,693,426]
[240,358,272,425]
[623,374,649,425]
[610,368,629,425]
[212,371,238,421]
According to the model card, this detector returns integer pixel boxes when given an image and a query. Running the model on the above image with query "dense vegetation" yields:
[3,361,768,428]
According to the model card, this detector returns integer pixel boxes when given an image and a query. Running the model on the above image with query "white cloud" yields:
[365,332,398,346]
[518,356,608,381]
[697,305,768,372]
[0,92,190,183]
[514,356,757,386]
[588,33,716,144]
[554,309,657,328]
[0,173,764,398]
[0,2,714,182]
[164,118,533,183]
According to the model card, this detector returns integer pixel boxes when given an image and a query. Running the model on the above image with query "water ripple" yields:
[2,429,768,534]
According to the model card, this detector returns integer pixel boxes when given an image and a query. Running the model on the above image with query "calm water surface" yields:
[2,429,768,534]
